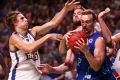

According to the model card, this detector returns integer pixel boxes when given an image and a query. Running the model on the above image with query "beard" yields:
[73,21,81,30]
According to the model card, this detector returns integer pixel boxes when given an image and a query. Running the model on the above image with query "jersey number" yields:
[26,52,38,61]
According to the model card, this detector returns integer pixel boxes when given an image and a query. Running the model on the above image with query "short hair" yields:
[81,9,97,21]
[5,10,21,29]
[74,5,86,11]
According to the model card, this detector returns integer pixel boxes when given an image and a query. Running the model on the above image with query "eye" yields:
[77,12,81,15]
[20,17,24,20]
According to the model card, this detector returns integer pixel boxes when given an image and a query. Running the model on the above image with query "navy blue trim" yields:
[28,30,36,40]
[11,52,19,80]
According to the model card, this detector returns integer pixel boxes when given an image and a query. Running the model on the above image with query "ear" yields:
[12,20,18,27]
[93,20,97,26]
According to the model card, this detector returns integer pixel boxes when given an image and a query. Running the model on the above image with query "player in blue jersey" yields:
[98,8,120,79]
[39,9,116,80]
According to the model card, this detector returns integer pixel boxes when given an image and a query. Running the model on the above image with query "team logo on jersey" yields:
[26,52,38,61]
[88,39,93,43]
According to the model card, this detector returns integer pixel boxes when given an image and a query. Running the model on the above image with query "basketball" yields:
[67,31,87,51]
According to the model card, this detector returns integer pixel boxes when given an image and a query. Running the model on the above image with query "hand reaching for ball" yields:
[74,38,89,53]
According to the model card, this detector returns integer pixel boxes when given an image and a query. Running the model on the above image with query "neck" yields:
[15,28,28,36]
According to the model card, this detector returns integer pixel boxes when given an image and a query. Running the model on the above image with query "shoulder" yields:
[29,28,37,37]
[9,33,19,51]
[112,33,120,43]
[95,37,105,46]
[9,33,21,45]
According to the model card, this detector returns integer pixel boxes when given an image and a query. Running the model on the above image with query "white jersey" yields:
[8,31,41,80]
[112,49,120,75]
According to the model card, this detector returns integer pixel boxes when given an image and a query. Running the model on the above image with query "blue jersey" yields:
[75,32,116,80]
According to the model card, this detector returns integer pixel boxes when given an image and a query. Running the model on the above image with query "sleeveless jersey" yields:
[75,32,116,80]
[111,49,120,79]
[8,31,41,80]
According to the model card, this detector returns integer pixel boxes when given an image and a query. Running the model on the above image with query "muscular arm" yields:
[31,0,79,35]
[52,63,70,74]
[10,34,56,53]
[84,37,105,71]
[40,49,75,74]
[59,38,67,55]
[98,8,113,47]
[112,33,120,43]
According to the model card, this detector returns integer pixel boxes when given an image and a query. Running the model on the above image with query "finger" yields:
[74,2,80,5]
[39,64,46,66]
[77,40,83,45]
[65,0,70,5]
[86,39,89,45]
[105,8,111,13]
[76,40,82,46]
[66,34,70,39]
[81,38,85,44]
[70,0,76,4]
[74,45,80,49]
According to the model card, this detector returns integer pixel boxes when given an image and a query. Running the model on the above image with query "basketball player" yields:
[39,9,116,80]
[6,0,79,80]
[98,8,120,79]
[59,5,85,54]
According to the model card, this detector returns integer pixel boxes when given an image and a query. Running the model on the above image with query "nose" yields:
[24,18,28,22]
[82,22,87,27]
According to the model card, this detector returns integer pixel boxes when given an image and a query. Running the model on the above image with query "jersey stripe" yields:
[11,52,19,80]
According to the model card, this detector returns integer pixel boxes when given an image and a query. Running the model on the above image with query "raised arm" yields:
[31,0,79,35]
[9,33,63,53]
[98,8,113,47]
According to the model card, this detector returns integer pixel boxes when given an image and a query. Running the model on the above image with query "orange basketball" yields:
[67,31,87,51]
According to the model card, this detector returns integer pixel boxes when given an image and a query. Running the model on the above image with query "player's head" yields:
[6,10,28,31]
[73,6,85,24]
[81,9,97,35]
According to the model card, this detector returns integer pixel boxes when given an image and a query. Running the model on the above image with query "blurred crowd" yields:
[0,0,120,80]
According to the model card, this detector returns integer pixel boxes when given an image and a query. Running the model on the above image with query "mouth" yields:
[83,28,89,34]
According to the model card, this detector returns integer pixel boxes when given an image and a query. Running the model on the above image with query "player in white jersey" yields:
[6,0,79,80]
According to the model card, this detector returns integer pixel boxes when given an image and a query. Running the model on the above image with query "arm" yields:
[84,37,105,71]
[59,38,67,55]
[10,33,63,53]
[98,8,113,47]
[75,37,105,71]
[32,0,79,35]
[112,33,120,43]
[64,49,75,67]
[39,49,75,74]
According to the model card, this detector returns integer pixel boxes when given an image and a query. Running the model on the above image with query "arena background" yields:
[0,0,120,80]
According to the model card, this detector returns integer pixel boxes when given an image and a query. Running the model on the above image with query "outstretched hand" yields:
[49,34,63,41]
[98,8,111,18]
[38,64,53,74]
[65,0,80,11]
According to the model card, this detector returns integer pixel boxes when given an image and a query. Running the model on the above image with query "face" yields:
[15,14,28,30]
[81,14,94,35]
[73,9,83,23]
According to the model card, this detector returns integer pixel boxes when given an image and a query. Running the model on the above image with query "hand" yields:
[38,64,53,74]
[74,38,89,53]
[49,34,63,41]
[98,8,111,18]
[63,31,74,47]
[64,0,80,11]
[64,31,77,46]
